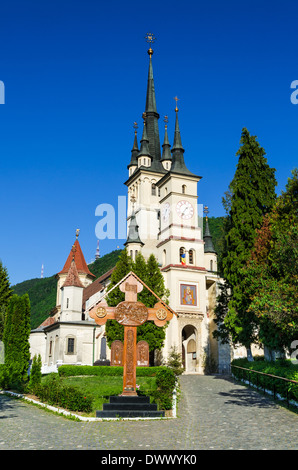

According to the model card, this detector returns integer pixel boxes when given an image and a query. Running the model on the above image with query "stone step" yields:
[96,409,165,418]
[96,395,165,418]
[109,395,150,404]
[103,402,158,411]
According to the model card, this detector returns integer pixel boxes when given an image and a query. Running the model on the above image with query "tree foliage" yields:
[2,294,31,389]
[215,128,277,349]
[105,250,169,355]
[243,168,298,352]
[0,261,13,341]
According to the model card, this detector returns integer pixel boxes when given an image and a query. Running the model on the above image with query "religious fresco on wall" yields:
[180,284,197,306]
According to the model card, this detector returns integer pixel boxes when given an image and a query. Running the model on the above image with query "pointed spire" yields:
[138,113,151,158]
[128,122,139,169]
[161,115,172,162]
[58,231,95,278]
[143,33,164,170]
[172,97,184,153]
[171,100,197,177]
[203,206,216,253]
[124,198,144,246]
[62,257,84,288]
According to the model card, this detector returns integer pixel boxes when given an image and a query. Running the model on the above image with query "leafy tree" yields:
[243,168,298,354]
[105,250,169,360]
[216,128,277,354]
[0,261,13,341]
[3,294,31,389]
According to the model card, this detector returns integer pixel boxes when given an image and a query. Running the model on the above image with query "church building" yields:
[29,39,232,374]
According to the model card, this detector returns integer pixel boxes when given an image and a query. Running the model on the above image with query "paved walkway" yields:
[0,375,297,450]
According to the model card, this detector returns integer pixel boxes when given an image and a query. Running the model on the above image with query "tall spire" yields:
[161,115,172,162]
[203,206,216,253]
[171,99,198,177]
[137,113,151,158]
[128,122,139,169]
[143,33,163,170]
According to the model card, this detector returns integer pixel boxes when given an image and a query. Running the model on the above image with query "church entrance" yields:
[182,325,198,373]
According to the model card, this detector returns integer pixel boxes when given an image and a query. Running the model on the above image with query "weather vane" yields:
[204,206,209,220]
[76,228,80,239]
[133,121,138,134]
[174,96,180,112]
[164,115,169,128]
[145,32,156,57]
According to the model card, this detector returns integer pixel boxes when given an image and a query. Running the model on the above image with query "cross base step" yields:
[96,395,165,418]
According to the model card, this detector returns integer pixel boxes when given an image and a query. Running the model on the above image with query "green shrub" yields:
[231,358,298,402]
[58,365,170,378]
[28,354,42,392]
[33,374,93,413]
[153,367,177,410]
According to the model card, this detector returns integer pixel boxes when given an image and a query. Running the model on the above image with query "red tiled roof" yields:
[62,259,84,288]
[38,316,57,329]
[58,239,95,278]
[82,267,115,309]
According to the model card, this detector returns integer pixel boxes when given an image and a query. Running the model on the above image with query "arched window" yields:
[151,184,156,196]
[210,260,213,271]
[135,250,138,258]
[163,249,166,266]
[189,249,194,265]
[180,247,186,265]
[182,184,186,194]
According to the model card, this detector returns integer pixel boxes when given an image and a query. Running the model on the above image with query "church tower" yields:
[124,38,166,258]
[55,229,95,312]
[124,35,220,373]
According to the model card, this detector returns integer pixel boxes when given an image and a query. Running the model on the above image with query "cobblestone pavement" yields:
[0,375,297,450]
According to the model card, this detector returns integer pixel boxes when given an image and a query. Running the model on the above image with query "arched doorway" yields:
[182,325,198,373]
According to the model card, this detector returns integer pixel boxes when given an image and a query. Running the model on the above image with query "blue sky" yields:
[0,0,297,285]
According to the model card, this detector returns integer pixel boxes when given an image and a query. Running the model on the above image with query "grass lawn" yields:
[48,375,158,416]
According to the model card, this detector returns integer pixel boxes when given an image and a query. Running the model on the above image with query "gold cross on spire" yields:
[204,205,209,220]
[133,121,138,135]
[75,228,80,239]
[164,115,169,128]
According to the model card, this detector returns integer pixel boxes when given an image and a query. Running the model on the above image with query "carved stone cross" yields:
[88,272,174,396]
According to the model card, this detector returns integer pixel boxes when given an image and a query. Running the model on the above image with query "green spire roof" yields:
[204,217,216,253]
[143,49,165,173]
[138,119,151,158]
[171,108,198,177]
[128,129,139,169]
[161,120,172,162]
[124,208,144,246]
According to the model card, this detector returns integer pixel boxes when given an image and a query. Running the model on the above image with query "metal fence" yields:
[231,364,298,409]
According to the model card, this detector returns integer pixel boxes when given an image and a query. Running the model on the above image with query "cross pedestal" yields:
[88,273,173,397]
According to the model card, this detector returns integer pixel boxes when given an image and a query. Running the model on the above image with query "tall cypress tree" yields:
[0,261,13,341]
[3,293,31,389]
[219,128,277,353]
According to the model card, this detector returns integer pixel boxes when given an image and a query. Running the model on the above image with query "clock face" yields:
[162,202,171,221]
[176,200,194,220]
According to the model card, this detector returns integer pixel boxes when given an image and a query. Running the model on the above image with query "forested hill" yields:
[12,217,225,330]
[13,249,122,329]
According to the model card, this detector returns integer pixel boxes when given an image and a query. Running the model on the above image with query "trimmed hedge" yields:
[231,358,298,402]
[58,365,169,378]
[32,374,93,413]
[57,365,177,411]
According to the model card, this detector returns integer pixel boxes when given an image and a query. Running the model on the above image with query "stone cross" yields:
[88,273,174,396]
